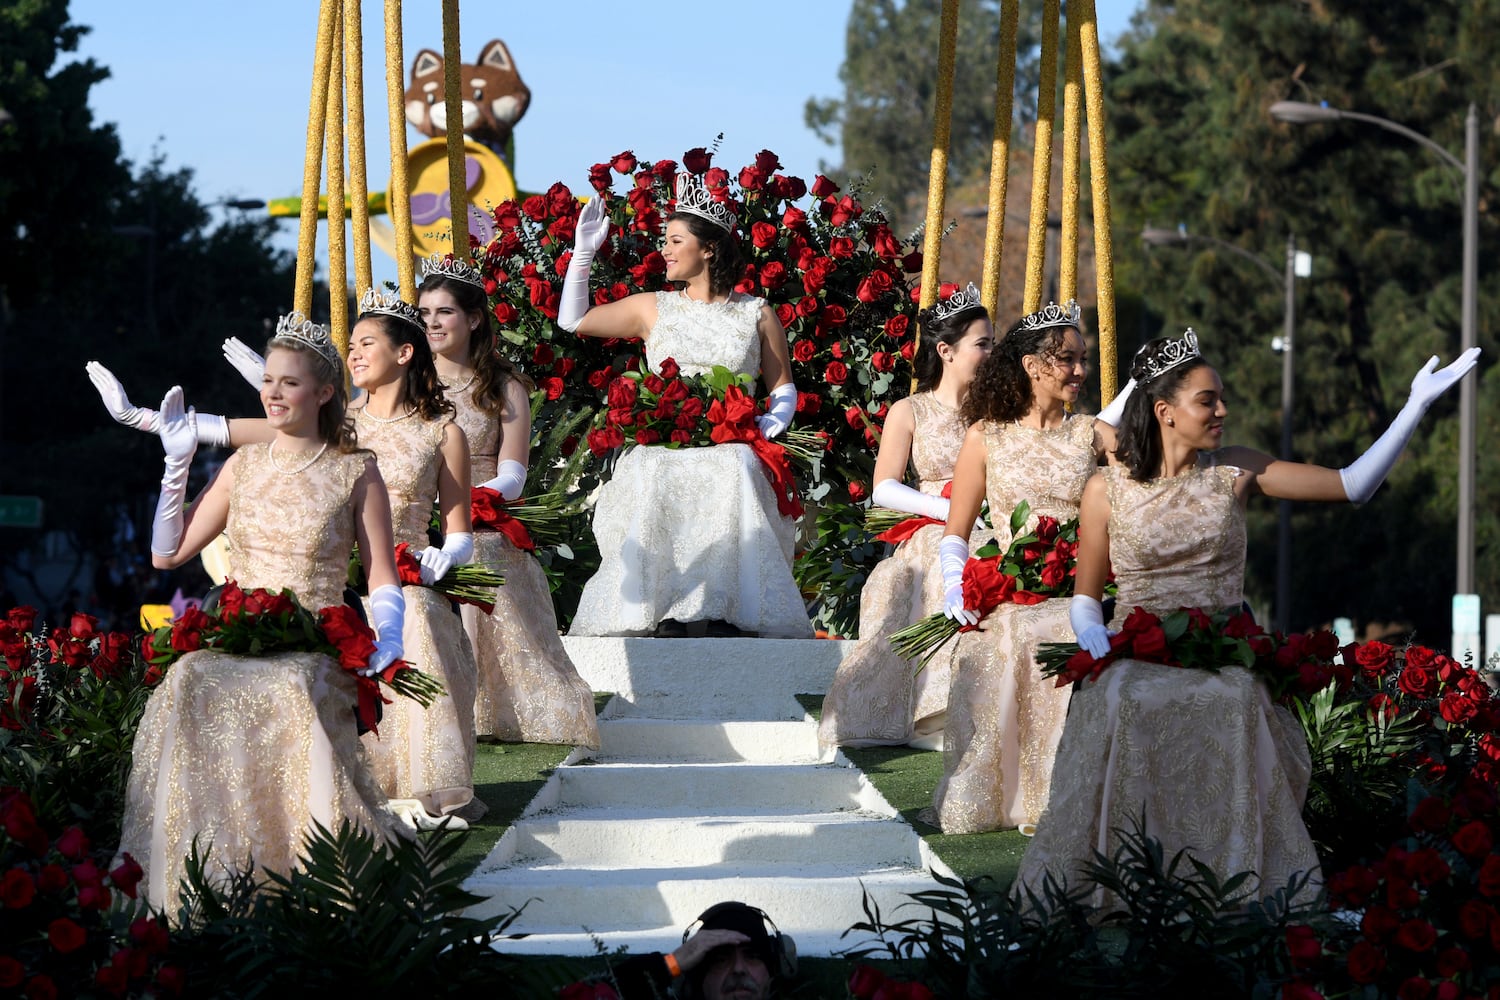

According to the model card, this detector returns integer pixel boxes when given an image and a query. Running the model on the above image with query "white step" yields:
[563,637,850,718]
[494,926,873,960]
[554,762,874,812]
[508,810,922,868]
[595,718,826,763]
[467,864,942,950]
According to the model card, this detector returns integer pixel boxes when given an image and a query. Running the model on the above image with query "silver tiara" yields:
[930,282,983,324]
[420,253,486,290]
[358,286,423,331]
[1018,299,1083,332]
[673,172,736,233]
[1137,328,1202,383]
[272,311,341,371]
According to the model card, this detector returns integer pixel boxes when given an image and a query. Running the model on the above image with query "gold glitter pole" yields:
[384,0,415,300]
[1022,0,1060,314]
[1059,1,1082,305]
[326,7,349,354]
[914,0,962,393]
[1078,0,1117,401]
[344,0,372,301]
[979,0,1020,320]
[295,0,339,316]
[441,0,468,252]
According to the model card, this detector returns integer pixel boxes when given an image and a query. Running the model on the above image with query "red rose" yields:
[1345,940,1386,983]
[782,206,807,231]
[1440,691,1479,725]
[847,964,887,999]
[669,430,691,444]
[0,958,20,989]
[109,854,144,899]
[871,351,895,372]
[8,607,37,633]
[606,377,639,410]
[791,340,816,363]
[587,162,612,192]
[760,261,788,289]
[1398,663,1437,699]
[962,559,1016,614]
[1406,847,1450,885]
[155,967,185,998]
[55,826,89,861]
[1452,819,1494,860]
[1478,854,1500,897]
[750,221,778,250]
[681,147,712,173]
[68,612,98,640]
[47,917,87,954]
[586,429,614,457]
[810,174,839,199]
[1,868,36,908]
[36,864,66,892]
[1394,918,1436,952]
[1280,984,1323,1000]
[1435,946,1470,977]
[1354,640,1394,675]
[1130,625,1171,662]
[738,166,765,190]
[884,315,910,341]
[1405,644,1436,668]
[680,398,705,420]
[131,916,170,955]
[26,974,57,1000]
[795,392,820,415]
[610,150,637,174]
[828,236,855,259]
[824,361,849,386]
[848,481,868,502]
[1397,979,1431,1000]
[829,195,862,226]
[702,167,730,197]
[1286,924,1321,968]
[795,297,819,318]
[541,376,565,401]
[857,270,894,303]
[1458,899,1495,938]
[871,225,901,259]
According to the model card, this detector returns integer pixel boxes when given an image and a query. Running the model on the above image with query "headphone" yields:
[681,901,798,982]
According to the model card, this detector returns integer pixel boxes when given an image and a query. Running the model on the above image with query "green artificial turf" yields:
[797,694,1028,889]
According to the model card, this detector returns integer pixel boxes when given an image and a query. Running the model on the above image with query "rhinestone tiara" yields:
[673,172,736,233]
[1135,328,1202,383]
[420,253,486,290]
[1018,299,1083,332]
[272,311,341,371]
[357,286,423,331]
[929,282,983,325]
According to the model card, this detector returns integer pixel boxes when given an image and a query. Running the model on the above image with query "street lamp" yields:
[1270,99,1480,655]
[1141,226,1310,634]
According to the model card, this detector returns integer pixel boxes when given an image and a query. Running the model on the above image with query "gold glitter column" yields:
[1059,2,1082,304]
[979,0,1020,320]
[384,0,415,300]
[325,10,349,353]
[915,0,961,390]
[441,0,467,252]
[1022,0,1060,314]
[344,0,372,300]
[1078,0,1117,401]
[295,0,340,315]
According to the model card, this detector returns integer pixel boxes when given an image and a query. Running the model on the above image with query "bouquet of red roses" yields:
[390,542,504,610]
[139,581,443,733]
[1035,605,1346,702]
[470,485,585,552]
[585,358,821,519]
[889,502,1091,668]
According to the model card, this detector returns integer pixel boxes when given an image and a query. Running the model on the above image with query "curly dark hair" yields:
[666,211,744,298]
[911,298,989,392]
[417,274,533,420]
[262,337,359,452]
[1114,336,1213,482]
[352,311,453,422]
[960,314,1077,425]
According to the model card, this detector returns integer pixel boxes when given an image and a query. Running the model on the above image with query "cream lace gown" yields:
[570,291,814,638]
[931,416,1097,834]
[818,393,981,748]
[1016,460,1321,906]
[448,380,598,747]
[120,446,403,912]
[355,409,478,816]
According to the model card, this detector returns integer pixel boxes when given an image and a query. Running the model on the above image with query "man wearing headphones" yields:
[592,901,797,999]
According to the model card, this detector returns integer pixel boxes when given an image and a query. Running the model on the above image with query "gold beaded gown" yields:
[817,393,986,749]
[1016,460,1320,907]
[354,408,479,816]
[569,291,814,638]
[447,379,599,748]
[930,416,1097,834]
[120,445,404,912]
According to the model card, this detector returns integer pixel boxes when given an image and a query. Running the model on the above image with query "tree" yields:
[1102,0,1500,640]
[805,0,1043,225]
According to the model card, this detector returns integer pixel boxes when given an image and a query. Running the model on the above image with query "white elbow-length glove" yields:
[222,337,267,390]
[417,532,474,586]
[939,534,980,627]
[1095,378,1137,428]
[87,362,229,447]
[366,584,406,675]
[479,459,528,502]
[756,383,798,439]
[1340,348,1481,503]
[872,479,949,521]
[556,196,610,333]
[1069,595,1116,660]
[150,387,199,557]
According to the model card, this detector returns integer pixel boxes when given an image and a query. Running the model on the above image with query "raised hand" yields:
[222,337,266,390]
[573,195,610,254]
[158,387,199,462]
[86,361,159,432]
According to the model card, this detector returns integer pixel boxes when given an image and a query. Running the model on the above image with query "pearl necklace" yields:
[359,404,415,424]
[268,440,328,475]
[442,370,477,394]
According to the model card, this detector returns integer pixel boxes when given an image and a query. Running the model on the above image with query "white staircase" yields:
[463,637,953,956]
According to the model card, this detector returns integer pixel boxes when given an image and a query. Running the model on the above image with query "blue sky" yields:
[71,0,1142,291]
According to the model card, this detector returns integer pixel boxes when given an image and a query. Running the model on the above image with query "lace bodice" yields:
[1104,459,1246,616]
[226,444,369,610]
[982,416,1098,548]
[447,380,499,484]
[647,291,762,377]
[908,393,968,495]
[354,409,451,548]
